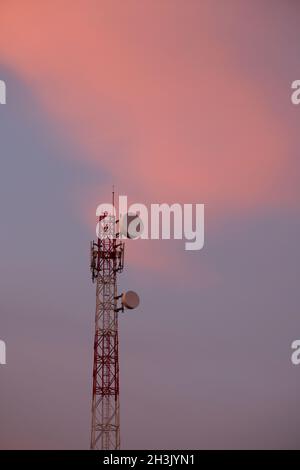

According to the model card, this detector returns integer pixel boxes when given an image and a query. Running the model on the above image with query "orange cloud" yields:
[1,0,295,273]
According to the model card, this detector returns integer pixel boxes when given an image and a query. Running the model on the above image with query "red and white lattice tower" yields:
[90,208,125,450]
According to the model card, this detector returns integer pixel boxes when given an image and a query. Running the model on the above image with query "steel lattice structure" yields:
[90,211,125,450]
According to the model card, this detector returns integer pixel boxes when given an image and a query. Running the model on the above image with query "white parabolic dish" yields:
[122,291,140,310]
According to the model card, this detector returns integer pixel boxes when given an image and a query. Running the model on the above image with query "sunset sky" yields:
[0,0,300,449]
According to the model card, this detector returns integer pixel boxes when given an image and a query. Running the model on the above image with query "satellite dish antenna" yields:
[120,213,144,239]
[122,291,140,310]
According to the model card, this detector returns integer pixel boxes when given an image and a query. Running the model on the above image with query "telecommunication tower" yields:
[90,196,139,450]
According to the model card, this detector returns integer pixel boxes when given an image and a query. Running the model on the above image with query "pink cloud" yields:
[0,1,295,272]
[0,2,290,196]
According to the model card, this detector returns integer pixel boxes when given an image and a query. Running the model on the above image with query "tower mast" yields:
[90,201,124,450]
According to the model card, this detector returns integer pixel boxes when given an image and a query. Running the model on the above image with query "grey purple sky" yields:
[0,0,300,449]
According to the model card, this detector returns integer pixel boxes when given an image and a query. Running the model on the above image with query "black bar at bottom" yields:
[0,450,298,465]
